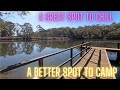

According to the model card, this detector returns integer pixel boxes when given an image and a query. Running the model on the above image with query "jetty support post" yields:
[38,58,43,67]
[70,48,73,66]
[80,45,83,57]
[86,43,87,52]
[38,58,44,77]
[117,51,120,62]
[118,43,120,49]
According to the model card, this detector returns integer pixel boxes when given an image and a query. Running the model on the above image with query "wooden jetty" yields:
[0,42,119,79]
[61,47,116,79]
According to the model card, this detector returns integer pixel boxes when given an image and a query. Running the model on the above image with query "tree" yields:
[21,23,33,37]
[0,11,30,37]
[4,21,15,37]
[0,18,4,37]
[36,25,45,32]
[0,11,30,18]
[36,25,46,37]
[13,23,22,37]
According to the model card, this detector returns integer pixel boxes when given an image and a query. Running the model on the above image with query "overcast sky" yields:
[1,11,120,31]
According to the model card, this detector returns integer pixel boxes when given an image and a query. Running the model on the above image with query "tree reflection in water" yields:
[0,40,119,57]
[0,40,120,79]
[0,41,46,57]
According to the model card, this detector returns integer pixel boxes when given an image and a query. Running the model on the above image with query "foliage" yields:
[1,11,120,40]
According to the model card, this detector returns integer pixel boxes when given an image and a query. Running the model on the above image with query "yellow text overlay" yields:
[26,67,117,79]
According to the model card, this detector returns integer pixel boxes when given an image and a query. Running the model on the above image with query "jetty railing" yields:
[0,41,92,77]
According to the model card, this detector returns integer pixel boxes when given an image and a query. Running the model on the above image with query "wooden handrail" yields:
[58,48,93,79]
[0,41,92,74]
[42,47,91,79]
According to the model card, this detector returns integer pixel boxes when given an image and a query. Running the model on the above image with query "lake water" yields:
[0,39,120,79]
[107,51,120,79]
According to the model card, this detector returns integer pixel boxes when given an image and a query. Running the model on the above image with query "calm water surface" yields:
[0,40,120,79]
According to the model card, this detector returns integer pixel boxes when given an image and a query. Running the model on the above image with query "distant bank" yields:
[0,37,70,41]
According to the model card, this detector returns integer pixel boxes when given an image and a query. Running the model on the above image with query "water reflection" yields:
[107,51,120,79]
[0,40,120,79]
[0,40,85,79]
[107,51,117,61]
[107,51,120,66]
[0,40,119,57]
[0,42,45,57]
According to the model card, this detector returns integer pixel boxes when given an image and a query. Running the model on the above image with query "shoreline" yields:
[0,37,120,42]
[0,37,70,41]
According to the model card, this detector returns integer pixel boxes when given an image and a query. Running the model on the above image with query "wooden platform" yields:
[93,47,120,51]
[62,47,116,79]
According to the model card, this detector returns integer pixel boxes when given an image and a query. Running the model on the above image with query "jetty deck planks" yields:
[63,47,115,79]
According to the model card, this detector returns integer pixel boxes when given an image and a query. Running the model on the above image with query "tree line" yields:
[33,23,120,40]
[0,11,120,40]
